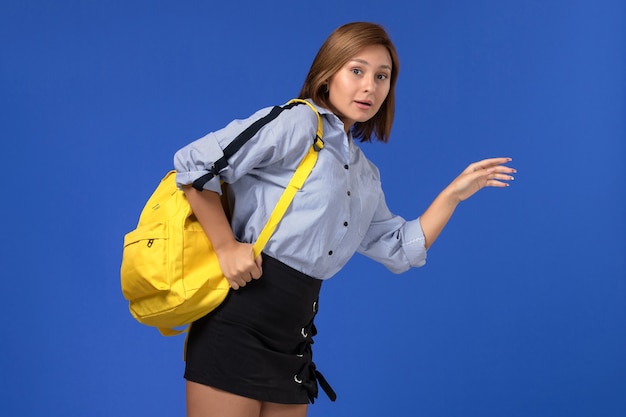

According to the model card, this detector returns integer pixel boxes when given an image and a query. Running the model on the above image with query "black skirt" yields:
[184,254,336,404]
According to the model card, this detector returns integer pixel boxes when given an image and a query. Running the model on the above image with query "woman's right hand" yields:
[216,241,263,290]
[182,185,264,290]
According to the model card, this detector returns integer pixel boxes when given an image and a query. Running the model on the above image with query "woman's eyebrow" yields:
[350,58,392,71]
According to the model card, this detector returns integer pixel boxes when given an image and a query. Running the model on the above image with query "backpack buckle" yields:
[313,136,324,152]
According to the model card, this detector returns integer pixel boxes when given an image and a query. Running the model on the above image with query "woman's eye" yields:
[377,74,388,80]
[352,68,362,75]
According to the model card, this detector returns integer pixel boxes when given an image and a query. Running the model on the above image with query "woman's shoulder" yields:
[279,99,324,131]
[212,100,318,141]
[263,100,324,144]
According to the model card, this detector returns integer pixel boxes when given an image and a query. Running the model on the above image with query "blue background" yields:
[1,1,624,416]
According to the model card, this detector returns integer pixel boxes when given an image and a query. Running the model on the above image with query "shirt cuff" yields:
[173,132,225,193]
[402,218,427,267]
[174,171,222,193]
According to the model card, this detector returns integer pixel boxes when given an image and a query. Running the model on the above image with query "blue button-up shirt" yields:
[174,99,426,280]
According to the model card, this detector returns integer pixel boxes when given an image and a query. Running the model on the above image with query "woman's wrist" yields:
[439,184,462,208]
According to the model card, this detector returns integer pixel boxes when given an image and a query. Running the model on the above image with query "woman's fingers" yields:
[228,272,254,290]
[229,268,259,290]
[452,159,517,201]
[474,157,513,170]
[462,157,511,176]
[485,167,516,184]
[252,255,263,279]
[220,243,264,290]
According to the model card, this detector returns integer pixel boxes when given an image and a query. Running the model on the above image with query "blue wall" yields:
[1,1,624,416]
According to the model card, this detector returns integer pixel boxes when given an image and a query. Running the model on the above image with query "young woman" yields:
[174,21,515,417]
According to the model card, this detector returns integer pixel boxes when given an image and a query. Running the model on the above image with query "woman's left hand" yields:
[419,157,516,249]
[449,157,516,202]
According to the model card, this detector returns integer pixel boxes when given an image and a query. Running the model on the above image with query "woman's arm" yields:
[182,185,263,290]
[419,157,516,249]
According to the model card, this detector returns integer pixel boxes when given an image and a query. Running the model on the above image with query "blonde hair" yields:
[298,22,400,143]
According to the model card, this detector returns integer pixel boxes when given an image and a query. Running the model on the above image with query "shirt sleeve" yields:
[173,105,315,193]
[357,190,427,273]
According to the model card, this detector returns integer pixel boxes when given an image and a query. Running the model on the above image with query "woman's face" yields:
[327,44,392,132]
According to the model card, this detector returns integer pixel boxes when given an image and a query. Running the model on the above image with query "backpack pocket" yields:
[121,222,170,301]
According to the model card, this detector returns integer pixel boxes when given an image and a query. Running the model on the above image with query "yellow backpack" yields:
[120,99,323,335]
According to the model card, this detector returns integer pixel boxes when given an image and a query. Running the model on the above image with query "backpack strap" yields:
[191,100,315,191]
[253,99,323,256]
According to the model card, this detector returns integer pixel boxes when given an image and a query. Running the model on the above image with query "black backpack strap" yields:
[192,101,302,191]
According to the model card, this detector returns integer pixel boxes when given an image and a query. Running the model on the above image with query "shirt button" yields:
[347,191,351,196]
[343,221,348,227]
[344,164,349,169]
[328,251,333,256]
